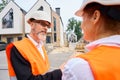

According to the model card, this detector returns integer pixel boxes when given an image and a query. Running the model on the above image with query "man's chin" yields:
[38,35,46,42]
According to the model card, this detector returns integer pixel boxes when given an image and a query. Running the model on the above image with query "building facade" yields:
[0,1,25,43]
[0,0,65,47]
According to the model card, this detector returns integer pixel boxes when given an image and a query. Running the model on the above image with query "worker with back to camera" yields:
[61,0,120,80]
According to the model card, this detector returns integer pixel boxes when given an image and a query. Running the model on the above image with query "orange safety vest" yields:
[6,38,50,77]
[76,45,120,80]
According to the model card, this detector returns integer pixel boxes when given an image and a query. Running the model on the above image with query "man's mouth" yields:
[37,31,47,42]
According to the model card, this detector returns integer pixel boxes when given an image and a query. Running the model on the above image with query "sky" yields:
[46,0,83,28]
[0,0,83,30]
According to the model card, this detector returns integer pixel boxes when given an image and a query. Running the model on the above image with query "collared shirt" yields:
[27,35,45,59]
[62,35,120,80]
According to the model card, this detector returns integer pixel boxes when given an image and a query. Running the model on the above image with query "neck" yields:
[94,32,115,41]
[29,33,40,43]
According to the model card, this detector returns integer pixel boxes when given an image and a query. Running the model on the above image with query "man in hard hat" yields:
[6,11,62,80]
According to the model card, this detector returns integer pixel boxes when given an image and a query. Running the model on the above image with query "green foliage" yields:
[66,17,82,41]
[0,0,14,12]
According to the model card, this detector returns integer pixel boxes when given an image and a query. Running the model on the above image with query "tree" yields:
[0,0,14,12]
[66,17,82,41]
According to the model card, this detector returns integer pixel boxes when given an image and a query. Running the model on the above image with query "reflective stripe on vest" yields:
[76,45,120,80]
[6,38,50,78]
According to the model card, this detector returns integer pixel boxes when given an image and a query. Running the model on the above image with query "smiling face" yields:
[29,20,50,43]
[76,3,120,42]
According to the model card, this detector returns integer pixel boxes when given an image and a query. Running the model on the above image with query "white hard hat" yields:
[75,0,120,16]
[29,11,51,24]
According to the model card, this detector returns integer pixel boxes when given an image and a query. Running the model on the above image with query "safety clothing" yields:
[75,0,120,16]
[6,38,50,79]
[77,45,120,80]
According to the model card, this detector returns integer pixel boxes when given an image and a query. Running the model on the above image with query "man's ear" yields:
[91,10,101,24]
[30,22,35,27]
